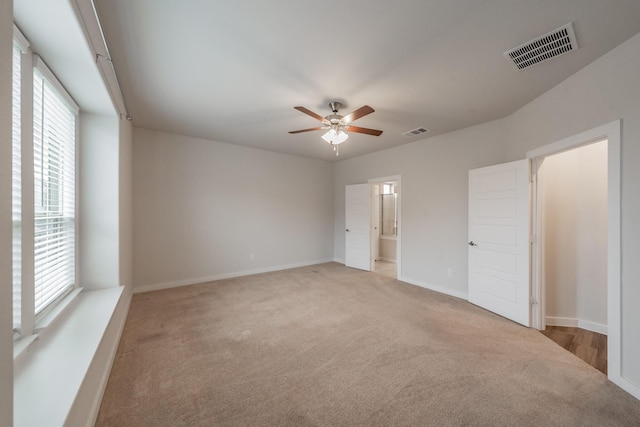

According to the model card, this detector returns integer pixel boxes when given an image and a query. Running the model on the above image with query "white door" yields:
[371,184,380,264]
[345,184,371,271]
[468,159,530,326]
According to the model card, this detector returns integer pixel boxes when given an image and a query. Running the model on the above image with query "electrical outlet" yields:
[447,268,453,278]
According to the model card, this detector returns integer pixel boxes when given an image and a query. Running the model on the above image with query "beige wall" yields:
[541,140,608,329]
[334,31,640,390]
[132,128,335,291]
[334,118,508,298]
[379,238,397,262]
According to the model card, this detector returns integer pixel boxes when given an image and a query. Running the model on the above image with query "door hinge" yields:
[530,234,537,244]
[529,297,539,306]
[530,172,537,183]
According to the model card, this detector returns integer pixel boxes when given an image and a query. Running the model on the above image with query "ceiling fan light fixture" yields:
[290,102,380,156]
[321,128,349,144]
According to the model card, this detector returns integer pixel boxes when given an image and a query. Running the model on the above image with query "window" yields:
[32,65,77,316]
[380,182,397,236]
[382,183,394,195]
[12,27,79,340]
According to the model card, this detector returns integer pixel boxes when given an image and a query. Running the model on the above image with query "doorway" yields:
[527,120,621,383]
[467,120,621,384]
[535,140,608,332]
[534,139,608,374]
[369,176,401,279]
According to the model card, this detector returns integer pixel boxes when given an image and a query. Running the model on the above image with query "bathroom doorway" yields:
[370,176,400,278]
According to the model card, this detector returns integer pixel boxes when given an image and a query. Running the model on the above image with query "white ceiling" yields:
[94,0,640,161]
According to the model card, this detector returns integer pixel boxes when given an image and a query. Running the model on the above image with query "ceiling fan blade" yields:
[288,127,323,134]
[294,106,326,122]
[346,125,383,136]
[342,105,374,123]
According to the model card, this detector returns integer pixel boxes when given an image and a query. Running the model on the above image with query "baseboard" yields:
[334,257,345,265]
[378,257,396,263]
[545,316,608,335]
[134,258,335,294]
[609,372,640,401]
[398,275,468,300]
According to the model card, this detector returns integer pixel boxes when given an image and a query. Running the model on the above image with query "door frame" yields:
[527,120,621,383]
[369,175,401,278]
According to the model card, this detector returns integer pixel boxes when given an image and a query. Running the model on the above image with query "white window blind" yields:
[12,41,22,332]
[32,66,77,316]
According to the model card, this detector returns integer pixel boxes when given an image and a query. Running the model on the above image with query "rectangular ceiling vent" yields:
[402,127,430,137]
[504,23,578,71]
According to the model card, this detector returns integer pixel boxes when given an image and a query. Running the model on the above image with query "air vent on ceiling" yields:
[402,127,430,137]
[504,23,578,71]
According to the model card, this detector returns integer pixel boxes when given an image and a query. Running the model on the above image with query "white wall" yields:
[334,119,507,298]
[0,1,14,424]
[542,141,608,329]
[79,113,133,291]
[504,32,640,390]
[132,128,335,291]
[79,113,121,289]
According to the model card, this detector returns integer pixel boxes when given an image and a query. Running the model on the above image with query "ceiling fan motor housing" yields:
[329,101,343,113]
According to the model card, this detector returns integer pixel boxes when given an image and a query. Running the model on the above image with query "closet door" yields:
[345,184,371,271]
[468,159,530,326]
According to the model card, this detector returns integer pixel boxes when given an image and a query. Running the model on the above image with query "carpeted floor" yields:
[96,263,640,426]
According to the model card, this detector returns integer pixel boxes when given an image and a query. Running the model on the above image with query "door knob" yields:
[346,229,350,232]
[468,241,477,246]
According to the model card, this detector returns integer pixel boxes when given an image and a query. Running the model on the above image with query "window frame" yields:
[12,32,26,339]
[32,56,79,322]
[12,24,81,343]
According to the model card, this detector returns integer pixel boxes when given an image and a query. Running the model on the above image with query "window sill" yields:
[12,334,38,360]
[13,286,126,427]
[13,287,83,361]
[36,287,83,332]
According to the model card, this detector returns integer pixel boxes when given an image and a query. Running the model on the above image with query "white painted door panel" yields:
[345,184,371,271]
[468,159,530,326]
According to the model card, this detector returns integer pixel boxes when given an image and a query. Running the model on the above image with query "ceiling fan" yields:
[289,102,383,156]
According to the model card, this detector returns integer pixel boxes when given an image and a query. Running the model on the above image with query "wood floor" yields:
[540,326,607,375]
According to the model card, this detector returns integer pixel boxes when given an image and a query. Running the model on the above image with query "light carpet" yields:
[96,262,640,426]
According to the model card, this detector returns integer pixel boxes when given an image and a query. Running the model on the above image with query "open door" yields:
[468,159,530,326]
[371,183,380,267]
[345,184,371,271]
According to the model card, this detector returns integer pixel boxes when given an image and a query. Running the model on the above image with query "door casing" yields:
[527,120,621,387]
